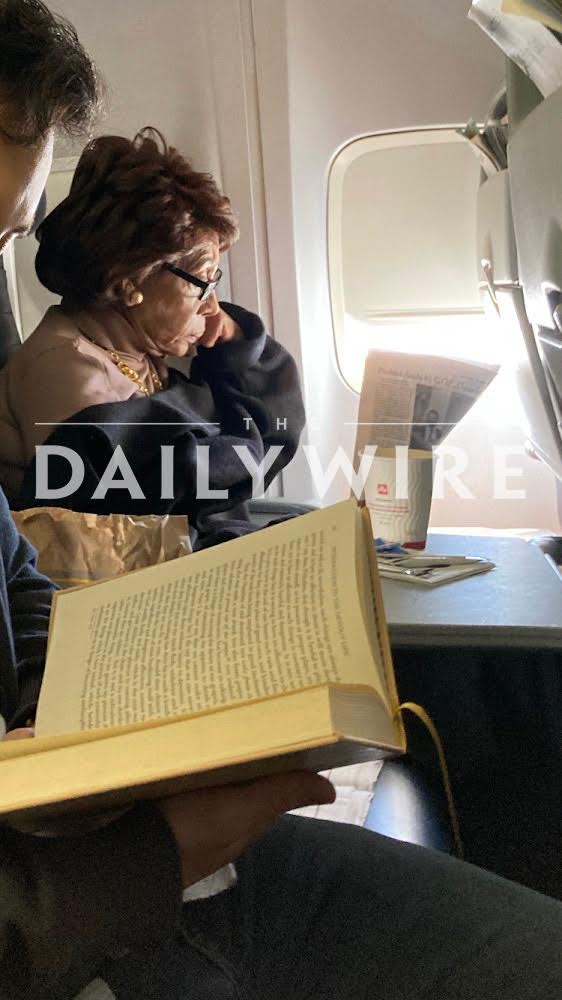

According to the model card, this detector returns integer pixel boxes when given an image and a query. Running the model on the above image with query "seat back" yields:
[0,191,47,368]
[0,258,21,369]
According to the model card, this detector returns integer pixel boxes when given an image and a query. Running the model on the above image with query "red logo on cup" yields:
[377,483,389,496]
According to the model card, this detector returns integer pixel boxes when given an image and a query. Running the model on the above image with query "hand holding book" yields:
[0,500,463,857]
[158,771,335,889]
[2,724,337,873]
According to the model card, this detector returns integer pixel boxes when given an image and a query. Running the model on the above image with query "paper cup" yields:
[363,447,434,549]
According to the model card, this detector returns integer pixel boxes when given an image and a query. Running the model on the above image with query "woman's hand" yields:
[198,308,242,348]
[4,727,34,740]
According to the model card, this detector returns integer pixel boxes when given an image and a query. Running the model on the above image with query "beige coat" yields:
[0,305,168,502]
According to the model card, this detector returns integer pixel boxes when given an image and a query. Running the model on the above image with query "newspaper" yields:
[377,553,495,587]
[468,0,562,97]
[353,350,498,461]
[502,0,562,33]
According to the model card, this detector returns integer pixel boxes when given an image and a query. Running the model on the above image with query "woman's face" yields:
[133,235,222,356]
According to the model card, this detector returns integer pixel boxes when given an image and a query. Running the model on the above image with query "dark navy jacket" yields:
[0,486,53,728]
[18,303,306,550]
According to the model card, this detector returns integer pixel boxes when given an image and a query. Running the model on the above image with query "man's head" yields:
[0,0,100,254]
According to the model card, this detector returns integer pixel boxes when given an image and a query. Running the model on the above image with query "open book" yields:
[0,501,405,828]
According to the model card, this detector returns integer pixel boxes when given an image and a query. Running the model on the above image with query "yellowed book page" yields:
[37,500,388,737]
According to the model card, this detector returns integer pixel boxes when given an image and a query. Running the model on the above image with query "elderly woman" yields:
[0,129,304,545]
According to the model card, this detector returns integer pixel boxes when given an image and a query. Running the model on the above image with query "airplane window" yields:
[328,128,514,393]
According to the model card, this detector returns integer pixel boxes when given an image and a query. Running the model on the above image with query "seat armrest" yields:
[529,535,562,581]
[366,759,454,854]
[530,535,562,562]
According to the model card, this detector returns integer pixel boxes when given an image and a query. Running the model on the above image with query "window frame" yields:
[327,125,486,394]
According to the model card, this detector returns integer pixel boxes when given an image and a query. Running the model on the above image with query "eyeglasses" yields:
[164,263,223,302]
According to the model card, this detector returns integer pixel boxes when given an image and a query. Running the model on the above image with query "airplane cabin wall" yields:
[53,0,221,171]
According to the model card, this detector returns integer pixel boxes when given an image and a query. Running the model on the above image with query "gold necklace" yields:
[105,349,164,395]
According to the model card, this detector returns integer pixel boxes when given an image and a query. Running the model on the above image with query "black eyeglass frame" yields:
[164,263,222,302]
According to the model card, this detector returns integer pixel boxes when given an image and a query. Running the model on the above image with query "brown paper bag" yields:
[12,508,191,587]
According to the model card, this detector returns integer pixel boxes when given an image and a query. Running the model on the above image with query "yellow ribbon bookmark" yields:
[396,702,464,861]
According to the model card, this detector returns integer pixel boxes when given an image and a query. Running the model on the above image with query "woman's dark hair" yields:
[35,128,240,309]
[0,0,101,144]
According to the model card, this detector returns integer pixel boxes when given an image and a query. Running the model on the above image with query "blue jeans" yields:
[103,815,562,999]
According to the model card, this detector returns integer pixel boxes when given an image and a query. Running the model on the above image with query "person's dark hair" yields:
[0,0,101,145]
[35,128,240,309]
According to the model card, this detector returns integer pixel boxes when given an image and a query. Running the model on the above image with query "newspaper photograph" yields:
[353,350,499,462]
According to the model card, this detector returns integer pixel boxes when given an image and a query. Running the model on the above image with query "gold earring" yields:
[131,291,144,306]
